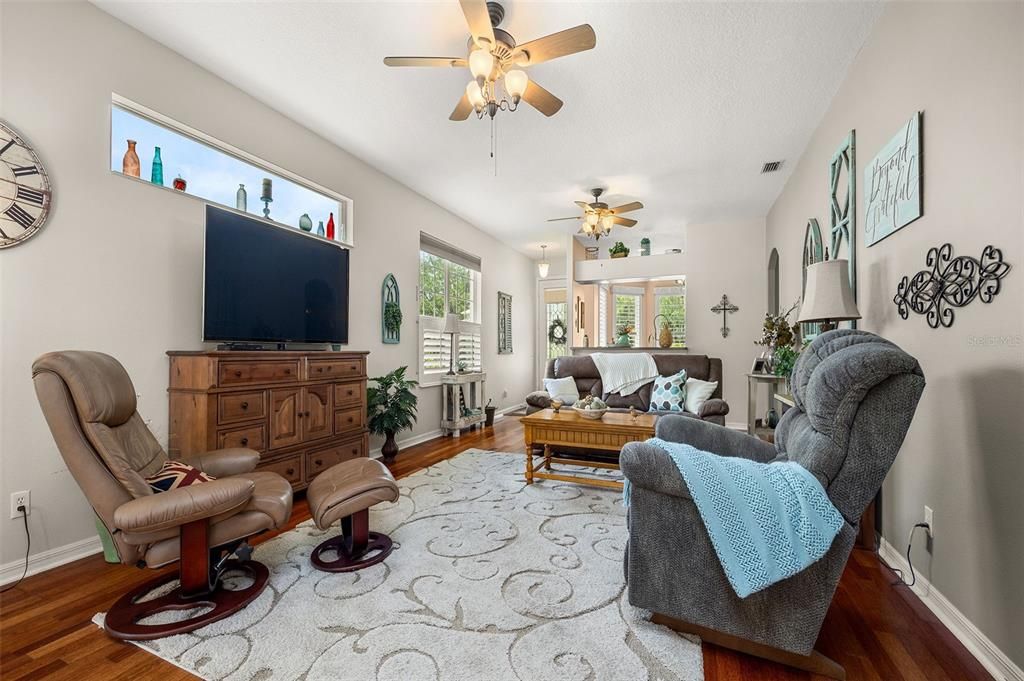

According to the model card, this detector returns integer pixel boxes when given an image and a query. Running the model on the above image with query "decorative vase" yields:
[122,139,140,177]
[326,212,336,240]
[641,238,651,256]
[766,407,780,428]
[316,220,325,237]
[616,332,631,347]
[658,321,673,348]
[150,146,163,186]
[236,184,247,211]
[299,213,313,232]
[173,175,186,192]
[381,430,399,463]
[762,350,775,374]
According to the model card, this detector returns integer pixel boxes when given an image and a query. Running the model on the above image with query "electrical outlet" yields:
[10,490,30,519]
[924,505,934,537]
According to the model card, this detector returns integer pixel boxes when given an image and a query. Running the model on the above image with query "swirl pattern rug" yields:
[99,449,703,681]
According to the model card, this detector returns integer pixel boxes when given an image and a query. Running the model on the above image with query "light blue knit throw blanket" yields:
[624,438,844,598]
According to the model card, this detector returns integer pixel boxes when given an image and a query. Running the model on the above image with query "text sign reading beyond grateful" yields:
[865,112,922,246]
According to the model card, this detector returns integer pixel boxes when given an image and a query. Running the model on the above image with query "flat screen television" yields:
[203,205,349,345]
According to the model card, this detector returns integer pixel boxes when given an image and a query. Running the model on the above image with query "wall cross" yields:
[711,294,739,338]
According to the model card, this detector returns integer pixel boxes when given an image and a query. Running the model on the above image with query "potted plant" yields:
[615,323,634,347]
[755,301,798,372]
[383,301,403,336]
[609,241,630,258]
[367,366,418,464]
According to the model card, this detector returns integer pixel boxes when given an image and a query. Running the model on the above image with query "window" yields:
[546,300,568,360]
[613,287,644,346]
[418,234,482,384]
[654,285,687,347]
[109,95,354,245]
[598,285,609,346]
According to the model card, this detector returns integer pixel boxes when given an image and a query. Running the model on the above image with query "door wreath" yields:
[548,318,568,346]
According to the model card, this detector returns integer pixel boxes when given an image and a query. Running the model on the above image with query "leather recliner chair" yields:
[32,351,293,640]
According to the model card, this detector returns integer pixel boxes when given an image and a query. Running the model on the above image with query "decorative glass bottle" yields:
[316,221,325,237]
[122,139,140,177]
[150,146,163,186]
[236,184,247,211]
[326,212,336,240]
[173,175,186,192]
[299,213,313,232]
[641,237,651,256]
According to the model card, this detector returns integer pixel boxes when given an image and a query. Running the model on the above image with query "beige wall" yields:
[766,2,1023,666]
[0,2,536,566]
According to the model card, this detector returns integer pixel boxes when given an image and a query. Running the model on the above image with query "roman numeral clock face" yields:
[0,121,52,249]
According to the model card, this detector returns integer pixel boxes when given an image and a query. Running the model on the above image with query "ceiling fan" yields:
[383,1,596,121]
[548,188,644,240]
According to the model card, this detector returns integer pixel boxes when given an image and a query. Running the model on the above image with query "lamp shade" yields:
[537,261,550,278]
[442,313,461,334]
[798,259,861,323]
[504,69,529,99]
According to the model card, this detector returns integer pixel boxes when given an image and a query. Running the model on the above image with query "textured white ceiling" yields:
[92,1,883,259]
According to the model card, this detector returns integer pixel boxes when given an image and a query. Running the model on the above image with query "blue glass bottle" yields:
[316,221,325,237]
[150,146,163,186]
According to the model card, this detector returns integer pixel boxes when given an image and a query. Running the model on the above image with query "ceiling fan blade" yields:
[513,25,596,66]
[460,0,495,49]
[609,201,644,215]
[574,201,590,209]
[384,56,467,68]
[450,93,473,121]
[547,216,582,222]
[612,216,638,227]
[521,80,563,117]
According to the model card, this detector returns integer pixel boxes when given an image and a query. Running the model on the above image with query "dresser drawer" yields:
[306,437,367,478]
[217,391,266,424]
[218,360,300,386]
[334,406,365,434]
[216,424,266,451]
[309,358,363,380]
[257,453,302,486]
[333,380,365,407]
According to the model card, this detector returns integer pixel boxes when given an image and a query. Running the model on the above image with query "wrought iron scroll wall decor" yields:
[893,243,1011,329]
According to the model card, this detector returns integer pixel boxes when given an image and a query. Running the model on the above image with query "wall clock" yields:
[0,121,52,249]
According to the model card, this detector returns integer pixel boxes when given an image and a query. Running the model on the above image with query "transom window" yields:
[418,234,482,384]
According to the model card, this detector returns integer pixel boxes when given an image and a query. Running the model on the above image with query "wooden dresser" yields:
[167,350,369,492]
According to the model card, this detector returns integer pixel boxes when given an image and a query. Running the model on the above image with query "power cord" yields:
[879,522,930,588]
[1,505,30,594]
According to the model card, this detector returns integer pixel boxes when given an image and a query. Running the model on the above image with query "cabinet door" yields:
[301,385,333,442]
[269,388,302,449]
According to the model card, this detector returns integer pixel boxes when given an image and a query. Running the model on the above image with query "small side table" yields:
[746,373,788,436]
[441,372,486,436]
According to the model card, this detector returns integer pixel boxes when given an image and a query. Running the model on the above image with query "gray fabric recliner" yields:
[620,330,925,678]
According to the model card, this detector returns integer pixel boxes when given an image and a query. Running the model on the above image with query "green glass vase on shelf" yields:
[150,146,163,186]
[299,213,313,232]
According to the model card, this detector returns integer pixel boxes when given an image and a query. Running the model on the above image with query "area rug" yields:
[97,449,703,680]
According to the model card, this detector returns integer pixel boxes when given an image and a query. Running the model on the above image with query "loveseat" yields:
[526,354,729,425]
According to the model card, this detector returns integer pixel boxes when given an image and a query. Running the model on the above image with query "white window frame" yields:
[613,286,645,346]
[417,245,482,386]
[654,285,686,347]
[598,285,609,346]
[110,93,355,247]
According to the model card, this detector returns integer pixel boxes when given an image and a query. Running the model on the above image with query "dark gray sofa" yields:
[525,353,729,425]
[619,330,926,677]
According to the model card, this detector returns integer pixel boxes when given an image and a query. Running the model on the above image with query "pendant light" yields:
[538,244,550,278]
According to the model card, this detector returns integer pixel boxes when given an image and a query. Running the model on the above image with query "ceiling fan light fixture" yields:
[585,212,599,227]
[466,81,487,110]
[600,214,615,231]
[468,48,494,84]
[504,69,529,101]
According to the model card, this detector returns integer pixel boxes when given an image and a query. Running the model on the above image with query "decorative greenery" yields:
[547,318,567,346]
[772,345,799,378]
[367,366,418,437]
[456,360,468,373]
[608,241,630,257]
[616,323,635,336]
[755,301,799,351]
[383,301,403,333]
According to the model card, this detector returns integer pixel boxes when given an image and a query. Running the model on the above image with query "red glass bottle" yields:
[326,212,335,240]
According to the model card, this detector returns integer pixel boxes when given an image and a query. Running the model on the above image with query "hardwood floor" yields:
[0,416,992,681]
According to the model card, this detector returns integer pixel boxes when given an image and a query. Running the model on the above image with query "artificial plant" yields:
[367,366,418,463]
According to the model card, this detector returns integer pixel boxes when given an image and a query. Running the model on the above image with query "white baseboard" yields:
[369,428,443,458]
[497,402,526,416]
[0,535,104,587]
[879,538,1023,681]
[726,420,747,431]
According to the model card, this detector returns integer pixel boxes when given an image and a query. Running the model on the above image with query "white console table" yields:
[441,372,486,436]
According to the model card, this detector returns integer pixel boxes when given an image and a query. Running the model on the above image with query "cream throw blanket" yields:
[590,352,659,396]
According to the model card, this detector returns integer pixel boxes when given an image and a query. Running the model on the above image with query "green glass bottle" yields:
[150,146,163,186]
[299,213,313,232]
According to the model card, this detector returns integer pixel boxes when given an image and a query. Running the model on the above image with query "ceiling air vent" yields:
[761,160,784,174]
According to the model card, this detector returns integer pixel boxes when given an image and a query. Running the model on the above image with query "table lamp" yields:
[798,259,861,331]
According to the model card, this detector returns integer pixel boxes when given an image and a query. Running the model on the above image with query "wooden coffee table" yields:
[521,408,657,490]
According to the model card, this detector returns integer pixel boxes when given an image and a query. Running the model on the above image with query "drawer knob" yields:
[351,448,358,455]
[286,468,295,476]
[347,416,354,423]
[305,410,312,417]
[234,370,242,377]
[315,458,323,466]
[241,437,249,446]
[317,367,323,373]
[284,369,291,374]
[326,366,332,372]
[241,401,249,409]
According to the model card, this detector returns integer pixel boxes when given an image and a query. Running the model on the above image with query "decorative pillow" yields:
[145,460,215,493]
[684,378,719,415]
[648,369,687,412]
[543,376,580,404]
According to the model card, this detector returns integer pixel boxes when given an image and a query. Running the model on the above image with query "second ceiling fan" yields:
[384,0,596,120]
[548,188,644,240]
